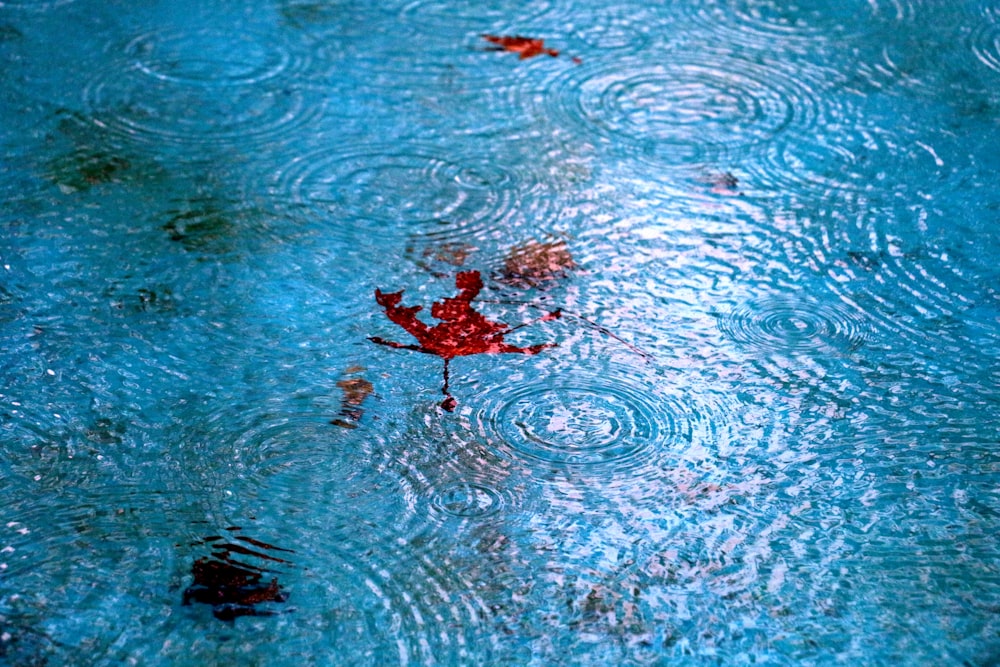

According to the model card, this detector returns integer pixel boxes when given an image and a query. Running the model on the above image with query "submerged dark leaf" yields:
[211,542,292,564]
[700,170,743,196]
[183,529,294,621]
[49,150,131,192]
[236,535,296,553]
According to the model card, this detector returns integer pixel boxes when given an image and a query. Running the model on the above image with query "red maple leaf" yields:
[482,34,560,59]
[370,270,559,411]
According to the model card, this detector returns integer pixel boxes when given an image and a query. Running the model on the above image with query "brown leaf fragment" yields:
[408,241,475,276]
[337,377,373,406]
[499,239,576,289]
[331,372,374,428]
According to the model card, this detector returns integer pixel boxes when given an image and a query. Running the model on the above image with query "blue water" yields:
[2,0,1000,664]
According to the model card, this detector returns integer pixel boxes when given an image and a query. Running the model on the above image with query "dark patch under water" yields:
[182,529,293,621]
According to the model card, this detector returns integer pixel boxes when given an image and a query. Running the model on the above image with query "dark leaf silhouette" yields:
[235,535,295,552]
[482,34,560,59]
[699,170,743,196]
[370,270,559,411]
[183,530,293,621]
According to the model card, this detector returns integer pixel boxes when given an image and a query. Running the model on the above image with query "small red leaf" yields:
[482,34,560,59]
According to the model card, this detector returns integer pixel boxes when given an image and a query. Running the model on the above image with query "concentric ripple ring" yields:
[680,0,875,45]
[539,53,818,164]
[82,66,319,146]
[719,296,873,353]
[473,371,689,469]
[430,481,507,519]
[397,0,556,33]
[81,28,314,146]
[272,145,520,240]
[970,16,1000,73]
[122,28,297,86]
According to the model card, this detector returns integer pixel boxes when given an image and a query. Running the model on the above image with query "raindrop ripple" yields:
[719,295,873,354]
[0,0,74,10]
[970,13,1000,73]
[123,28,296,86]
[396,0,557,33]
[538,50,821,165]
[472,367,697,470]
[271,144,524,243]
[82,29,317,147]
[430,481,506,518]
[679,0,875,46]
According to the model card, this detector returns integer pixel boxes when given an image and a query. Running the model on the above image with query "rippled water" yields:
[2,0,999,664]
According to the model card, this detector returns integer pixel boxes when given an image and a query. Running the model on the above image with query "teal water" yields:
[2,0,1000,664]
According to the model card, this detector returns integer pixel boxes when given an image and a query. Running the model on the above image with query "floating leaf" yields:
[370,270,559,411]
[481,34,560,59]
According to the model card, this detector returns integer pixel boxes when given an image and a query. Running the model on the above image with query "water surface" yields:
[2,0,1000,664]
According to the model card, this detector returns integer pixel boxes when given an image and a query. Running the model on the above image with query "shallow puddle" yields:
[2,0,999,664]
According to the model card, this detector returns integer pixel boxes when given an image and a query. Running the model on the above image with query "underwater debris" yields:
[370,270,559,411]
[331,368,374,428]
[182,530,293,621]
[0,23,24,43]
[481,34,560,59]
[406,241,476,277]
[47,149,131,193]
[106,284,176,314]
[279,1,342,29]
[498,239,576,289]
[44,109,168,194]
[702,170,742,196]
[162,199,237,250]
[0,622,62,666]
[83,417,126,445]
